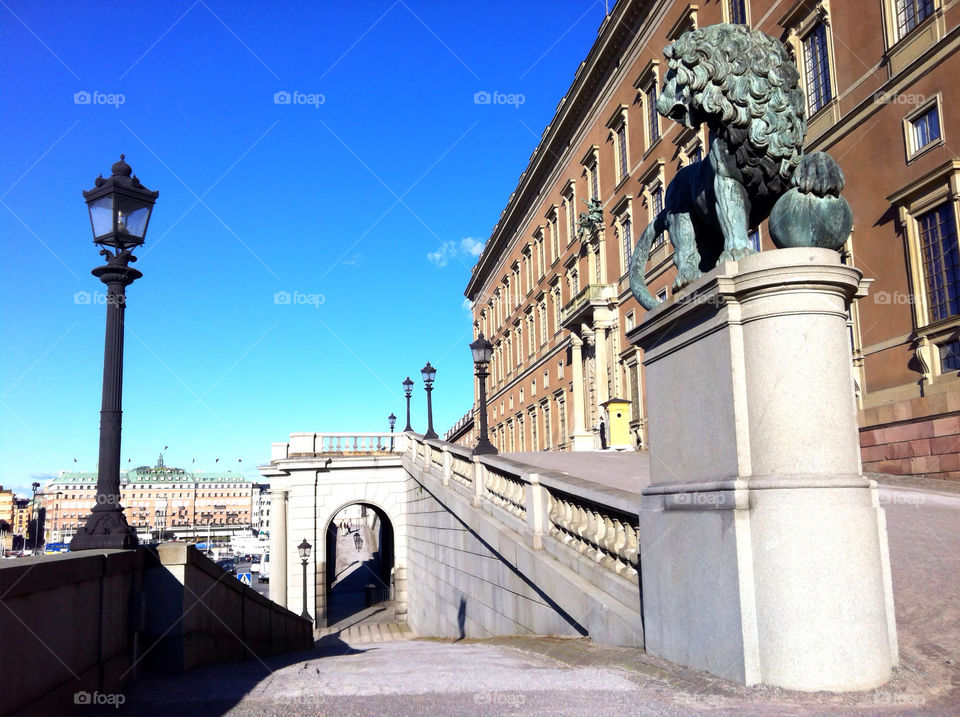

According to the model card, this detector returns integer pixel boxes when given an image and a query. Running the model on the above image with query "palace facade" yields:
[43,455,256,543]
[464,0,960,478]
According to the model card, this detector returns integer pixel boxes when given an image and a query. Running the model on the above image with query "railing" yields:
[449,451,473,487]
[545,489,638,578]
[403,434,641,585]
[560,282,615,325]
[484,465,526,518]
[279,432,408,458]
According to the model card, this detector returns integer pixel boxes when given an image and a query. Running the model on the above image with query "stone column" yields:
[629,248,897,691]
[568,334,595,451]
[268,487,288,608]
[593,321,611,407]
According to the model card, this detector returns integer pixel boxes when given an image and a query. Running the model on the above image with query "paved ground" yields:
[104,468,958,716]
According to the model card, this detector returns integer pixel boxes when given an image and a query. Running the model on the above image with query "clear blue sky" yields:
[0,1,607,495]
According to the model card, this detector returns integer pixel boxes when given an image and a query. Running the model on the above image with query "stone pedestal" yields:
[627,248,898,691]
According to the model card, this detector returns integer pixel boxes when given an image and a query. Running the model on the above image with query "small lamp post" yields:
[353,532,363,552]
[421,362,438,439]
[31,482,40,554]
[297,538,312,620]
[72,155,157,552]
[402,377,414,432]
[470,332,498,455]
[388,413,396,451]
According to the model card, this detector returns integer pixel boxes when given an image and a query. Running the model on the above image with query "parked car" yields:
[217,558,237,575]
[250,556,261,574]
[257,552,270,583]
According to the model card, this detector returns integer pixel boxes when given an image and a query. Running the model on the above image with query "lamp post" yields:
[470,332,498,455]
[71,155,157,552]
[421,362,438,439]
[31,482,40,554]
[388,413,396,451]
[402,377,414,432]
[298,538,312,620]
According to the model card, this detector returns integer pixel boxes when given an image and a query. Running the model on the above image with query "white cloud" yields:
[427,237,486,268]
[461,298,473,314]
[459,237,484,257]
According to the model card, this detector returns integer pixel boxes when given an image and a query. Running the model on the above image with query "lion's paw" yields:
[719,246,756,263]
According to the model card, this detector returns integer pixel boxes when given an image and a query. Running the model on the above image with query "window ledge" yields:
[907,138,945,165]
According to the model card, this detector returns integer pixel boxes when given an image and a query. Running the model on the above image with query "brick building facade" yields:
[464,0,960,478]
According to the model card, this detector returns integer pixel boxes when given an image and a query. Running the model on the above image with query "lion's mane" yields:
[665,24,806,197]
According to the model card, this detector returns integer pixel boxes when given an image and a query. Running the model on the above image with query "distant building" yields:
[43,454,255,543]
[0,486,13,552]
[11,498,33,549]
[464,0,960,477]
[251,483,271,538]
[443,411,474,448]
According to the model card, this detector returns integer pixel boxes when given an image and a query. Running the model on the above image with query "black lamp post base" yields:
[70,510,138,551]
[473,438,498,455]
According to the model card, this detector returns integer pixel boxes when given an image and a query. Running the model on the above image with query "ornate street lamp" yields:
[421,362,438,439]
[71,155,157,552]
[388,413,396,451]
[402,377,414,432]
[31,482,40,554]
[470,333,497,455]
[297,538,312,620]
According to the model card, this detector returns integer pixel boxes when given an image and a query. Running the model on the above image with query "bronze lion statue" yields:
[629,24,850,310]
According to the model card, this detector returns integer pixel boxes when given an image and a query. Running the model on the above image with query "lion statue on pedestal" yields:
[629,24,852,310]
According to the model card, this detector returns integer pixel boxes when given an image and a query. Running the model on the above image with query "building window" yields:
[607,104,630,185]
[749,228,761,252]
[656,287,668,302]
[729,0,748,24]
[802,23,832,115]
[563,180,577,244]
[581,146,601,202]
[647,85,660,145]
[550,209,560,260]
[621,215,633,273]
[651,186,664,247]
[625,311,635,332]
[905,98,943,159]
[940,338,960,371]
[918,203,959,322]
[896,0,935,38]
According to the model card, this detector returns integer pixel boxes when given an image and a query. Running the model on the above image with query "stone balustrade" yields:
[280,432,407,457]
[406,434,640,584]
[545,489,638,578]
[484,465,527,518]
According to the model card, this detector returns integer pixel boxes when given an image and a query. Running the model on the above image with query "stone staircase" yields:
[316,621,413,645]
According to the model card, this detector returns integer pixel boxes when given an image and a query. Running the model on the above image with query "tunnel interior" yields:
[324,502,395,627]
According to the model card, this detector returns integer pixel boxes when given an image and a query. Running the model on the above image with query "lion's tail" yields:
[629,211,668,311]
[791,151,845,197]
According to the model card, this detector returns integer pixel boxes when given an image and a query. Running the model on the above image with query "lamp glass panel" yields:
[115,196,152,238]
[88,196,113,238]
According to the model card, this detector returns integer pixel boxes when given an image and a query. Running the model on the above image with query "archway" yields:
[323,502,395,628]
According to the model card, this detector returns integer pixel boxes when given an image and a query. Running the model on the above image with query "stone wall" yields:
[0,545,312,715]
[402,440,644,646]
[860,403,960,480]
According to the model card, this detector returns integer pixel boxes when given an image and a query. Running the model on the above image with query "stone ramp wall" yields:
[0,545,312,716]
[402,438,644,647]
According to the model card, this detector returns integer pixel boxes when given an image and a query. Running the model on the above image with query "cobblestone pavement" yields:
[107,471,958,717]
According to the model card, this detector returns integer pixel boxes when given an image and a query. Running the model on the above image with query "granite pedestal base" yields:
[628,248,898,691]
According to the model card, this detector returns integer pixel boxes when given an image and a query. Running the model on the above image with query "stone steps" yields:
[316,621,413,645]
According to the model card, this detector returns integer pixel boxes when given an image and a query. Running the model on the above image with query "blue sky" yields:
[0,1,607,495]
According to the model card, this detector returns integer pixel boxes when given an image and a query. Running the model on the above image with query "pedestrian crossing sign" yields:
[238,572,252,586]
